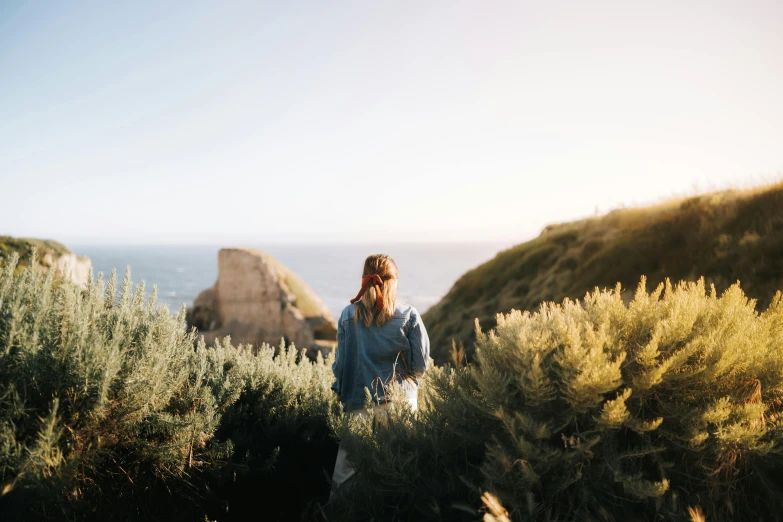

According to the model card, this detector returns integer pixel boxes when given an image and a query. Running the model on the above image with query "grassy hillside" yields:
[0,236,72,266]
[424,180,783,363]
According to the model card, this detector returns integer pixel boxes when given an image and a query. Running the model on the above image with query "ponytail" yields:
[351,254,398,326]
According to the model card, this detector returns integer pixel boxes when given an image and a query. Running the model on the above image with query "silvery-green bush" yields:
[0,254,338,520]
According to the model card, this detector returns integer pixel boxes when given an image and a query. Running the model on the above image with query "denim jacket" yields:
[331,302,430,411]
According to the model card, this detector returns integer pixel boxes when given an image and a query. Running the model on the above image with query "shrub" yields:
[203,339,339,521]
[0,254,339,521]
[330,363,488,521]
[336,278,783,521]
[479,278,783,520]
[0,253,226,518]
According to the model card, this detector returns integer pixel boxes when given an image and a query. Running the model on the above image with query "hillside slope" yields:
[0,235,91,286]
[423,180,783,363]
[0,236,71,265]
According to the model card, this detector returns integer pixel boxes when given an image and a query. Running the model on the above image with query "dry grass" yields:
[481,492,511,522]
[267,255,331,320]
[688,505,707,522]
[424,178,783,363]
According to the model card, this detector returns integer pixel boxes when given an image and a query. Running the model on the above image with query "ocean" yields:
[72,243,510,319]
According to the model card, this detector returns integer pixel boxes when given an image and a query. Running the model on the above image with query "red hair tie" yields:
[350,274,384,313]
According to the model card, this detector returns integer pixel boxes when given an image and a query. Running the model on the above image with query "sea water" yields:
[73,243,509,319]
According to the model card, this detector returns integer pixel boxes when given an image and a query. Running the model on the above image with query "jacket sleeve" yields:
[331,317,345,395]
[405,308,431,378]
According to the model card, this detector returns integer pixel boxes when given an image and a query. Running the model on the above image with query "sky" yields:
[1,0,782,245]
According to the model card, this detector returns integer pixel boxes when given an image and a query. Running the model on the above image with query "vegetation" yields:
[269,255,329,320]
[3,239,783,520]
[423,180,783,363]
[0,253,339,521]
[0,236,72,269]
[338,278,783,521]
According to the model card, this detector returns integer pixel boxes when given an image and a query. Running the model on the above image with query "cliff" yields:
[424,180,783,363]
[0,236,92,287]
[187,247,337,359]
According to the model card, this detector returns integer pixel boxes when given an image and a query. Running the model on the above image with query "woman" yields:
[330,254,430,492]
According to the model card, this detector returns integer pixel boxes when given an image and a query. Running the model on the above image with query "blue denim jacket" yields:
[331,302,430,411]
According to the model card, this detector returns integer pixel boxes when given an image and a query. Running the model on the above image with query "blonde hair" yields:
[354,254,398,327]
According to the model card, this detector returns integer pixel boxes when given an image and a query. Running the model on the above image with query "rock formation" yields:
[187,247,337,359]
[43,252,92,288]
[0,236,92,288]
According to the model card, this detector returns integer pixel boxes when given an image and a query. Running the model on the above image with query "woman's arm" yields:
[405,308,431,378]
[331,318,345,397]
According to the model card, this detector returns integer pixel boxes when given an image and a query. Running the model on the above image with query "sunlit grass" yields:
[424,178,783,363]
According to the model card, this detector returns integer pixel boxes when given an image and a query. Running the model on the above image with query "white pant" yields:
[331,398,417,494]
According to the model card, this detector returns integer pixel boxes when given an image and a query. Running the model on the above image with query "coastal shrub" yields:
[335,278,783,521]
[0,254,339,521]
[202,339,339,521]
[330,362,488,521]
[472,278,783,520]
[0,253,228,519]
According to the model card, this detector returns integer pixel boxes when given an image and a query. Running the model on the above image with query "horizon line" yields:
[65,238,520,247]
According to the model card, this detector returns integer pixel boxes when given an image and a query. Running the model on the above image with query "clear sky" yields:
[1,1,782,245]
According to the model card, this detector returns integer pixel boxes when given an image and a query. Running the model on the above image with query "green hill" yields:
[0,236,72,267]
[423,180,783,363]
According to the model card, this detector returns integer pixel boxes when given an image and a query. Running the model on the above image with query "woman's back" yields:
[331,301,430,410]
[330,254,430,411]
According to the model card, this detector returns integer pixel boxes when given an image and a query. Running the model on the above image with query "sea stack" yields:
[187,247,337,359]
